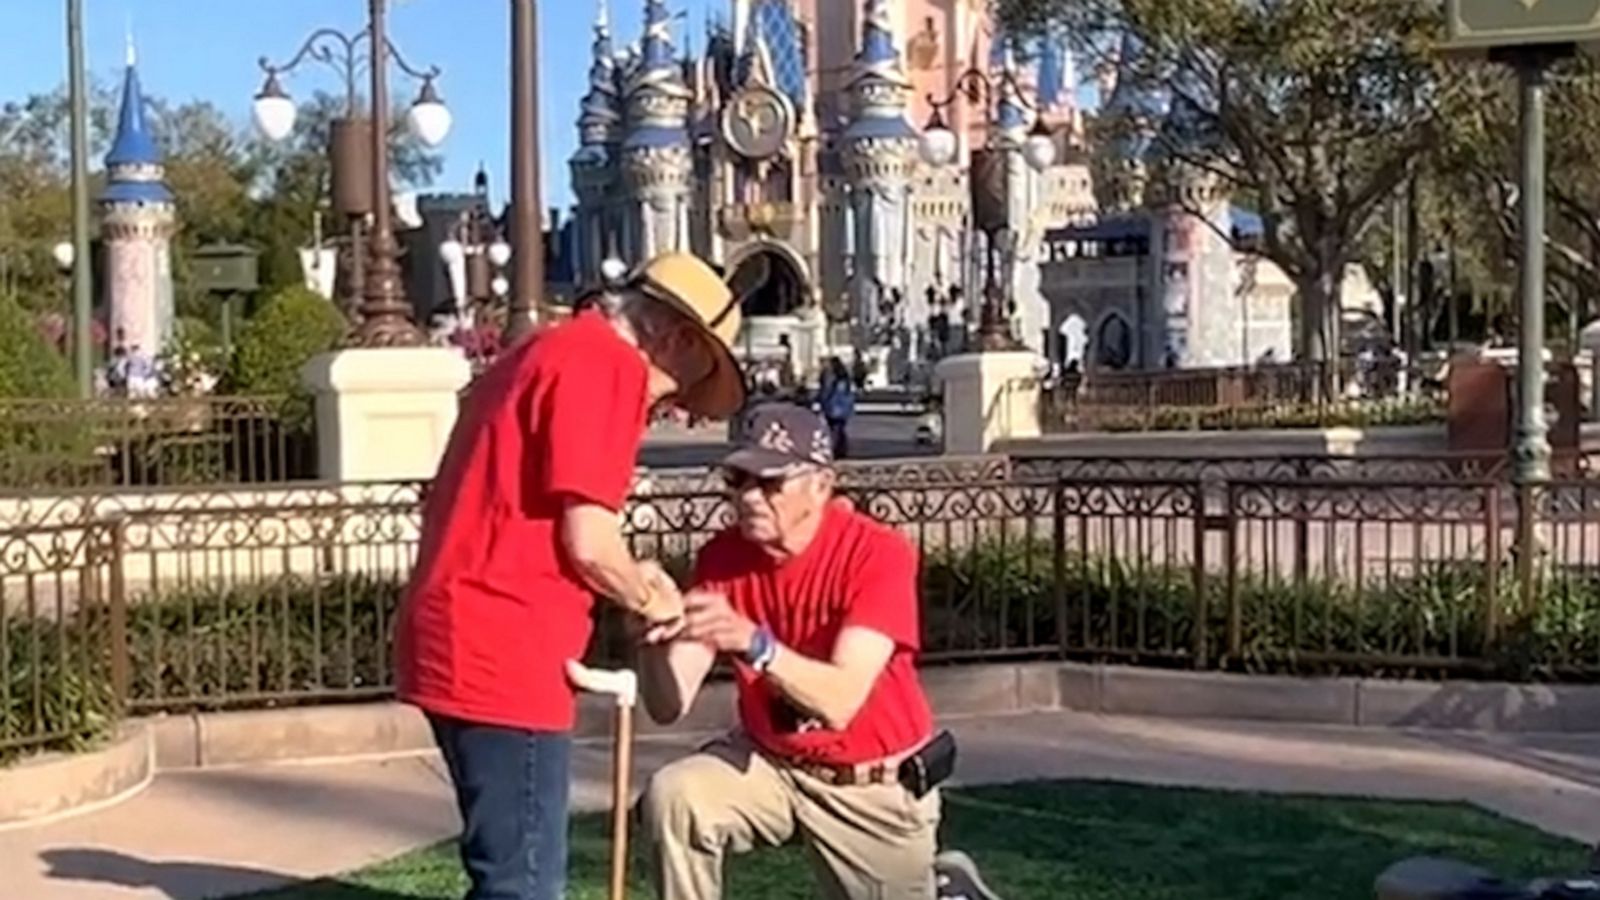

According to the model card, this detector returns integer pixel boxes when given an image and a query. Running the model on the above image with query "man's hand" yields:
[683,590,757,656]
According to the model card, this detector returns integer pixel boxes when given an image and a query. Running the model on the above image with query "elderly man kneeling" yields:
[634,403,1002,900]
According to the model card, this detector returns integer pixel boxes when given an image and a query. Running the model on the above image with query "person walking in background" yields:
[818,356,856,460]
[395,253,746,900]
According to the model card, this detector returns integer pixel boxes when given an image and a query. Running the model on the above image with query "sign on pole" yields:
[1443,0,1600,55]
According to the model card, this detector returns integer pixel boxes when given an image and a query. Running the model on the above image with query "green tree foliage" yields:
[1435,55,1600,344]
[0,81,443,322]
[999,0,1443,365]
[229,286,347,405]
[0,295,74,399]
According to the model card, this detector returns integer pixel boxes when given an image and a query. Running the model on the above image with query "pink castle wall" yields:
[795,0,994,153]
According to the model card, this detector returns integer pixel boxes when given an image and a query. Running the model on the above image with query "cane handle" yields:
[566,660,639,708]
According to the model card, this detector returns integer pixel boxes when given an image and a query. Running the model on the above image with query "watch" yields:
[745,625,778,674]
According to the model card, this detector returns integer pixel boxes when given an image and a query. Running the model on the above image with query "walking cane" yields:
[567,661,638,900]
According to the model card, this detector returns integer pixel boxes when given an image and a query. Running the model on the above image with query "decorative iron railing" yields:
[1040,361,1442,433]
[8,467,1600,762]
[0,396,316,491]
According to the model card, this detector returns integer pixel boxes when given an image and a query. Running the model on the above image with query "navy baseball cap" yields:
[723,403,834,477]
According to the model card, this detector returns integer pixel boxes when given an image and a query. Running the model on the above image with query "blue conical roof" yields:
[106,62,160,169]
[844,0,916,143]
[102,48,172,205]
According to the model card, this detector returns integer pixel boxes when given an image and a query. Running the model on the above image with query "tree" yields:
[0,80,116,309]
[0,295,75,399]
[229,285,348,428]
[1435,55,1600,346]
[1000,0,1445,369]
[0,79,445,327]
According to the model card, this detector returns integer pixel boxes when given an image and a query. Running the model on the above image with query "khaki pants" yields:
[639,734,940,900]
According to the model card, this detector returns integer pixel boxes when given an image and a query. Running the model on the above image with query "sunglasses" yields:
[719,468,790,496]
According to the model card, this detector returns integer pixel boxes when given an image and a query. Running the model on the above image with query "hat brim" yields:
[647,291,747,420]
[721,447,802,479]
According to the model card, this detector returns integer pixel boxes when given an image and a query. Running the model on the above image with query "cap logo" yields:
[759,421,796,455]
[810,428,832,463]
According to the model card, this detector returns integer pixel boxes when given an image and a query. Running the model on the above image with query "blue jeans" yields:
[428,714,572,900]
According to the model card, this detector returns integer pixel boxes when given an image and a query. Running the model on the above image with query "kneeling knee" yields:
[639,763,698,839]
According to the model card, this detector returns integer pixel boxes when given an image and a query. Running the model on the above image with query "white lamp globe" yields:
[408,79,452,148]
[491,275,510,297]
[600,257,629,284]
[252,73,296,142]
[52,241,75,272]
[920,115,958,168]
[1024,130,1058,172]
[488,241,513,268]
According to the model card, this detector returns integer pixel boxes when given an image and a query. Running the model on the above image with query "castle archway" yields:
[726,243,809,318]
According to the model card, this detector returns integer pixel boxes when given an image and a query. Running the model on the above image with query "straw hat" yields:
[630,252,747,419]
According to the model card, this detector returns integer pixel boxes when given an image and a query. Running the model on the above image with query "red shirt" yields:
[396,310,648,732]
[692,502,934,765]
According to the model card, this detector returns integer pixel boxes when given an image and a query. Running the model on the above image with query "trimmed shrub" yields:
[0,295,75,399]
[13,540,1600,766]
[229,286,347,429]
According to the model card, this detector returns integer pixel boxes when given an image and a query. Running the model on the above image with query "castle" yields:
[567,0,1099,382]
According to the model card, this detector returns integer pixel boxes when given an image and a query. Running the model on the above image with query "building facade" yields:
[569,0,1097,382]
[1036,33,1295,374]
[567,0,1311,384]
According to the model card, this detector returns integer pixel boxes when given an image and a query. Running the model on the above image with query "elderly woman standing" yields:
[395,253,746,900]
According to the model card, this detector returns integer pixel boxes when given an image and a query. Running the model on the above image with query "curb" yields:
[0,724,153,830]
[9,661,1600,828]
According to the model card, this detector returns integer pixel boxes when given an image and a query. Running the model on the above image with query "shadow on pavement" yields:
[39,848,423,900]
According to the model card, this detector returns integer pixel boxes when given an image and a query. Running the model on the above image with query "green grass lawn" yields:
[251,780,1586,900]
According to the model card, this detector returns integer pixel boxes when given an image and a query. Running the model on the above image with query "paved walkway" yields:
[4,711,1600,899]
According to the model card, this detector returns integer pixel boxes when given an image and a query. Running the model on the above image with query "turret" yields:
[571,0,623,279]
[842,0,919,340]
[99,37,176,365]
[620,0,694,260]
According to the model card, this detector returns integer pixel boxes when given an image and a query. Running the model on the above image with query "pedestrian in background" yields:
[818,356,856,459]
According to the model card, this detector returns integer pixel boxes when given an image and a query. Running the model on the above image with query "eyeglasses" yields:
[720,468,789,496]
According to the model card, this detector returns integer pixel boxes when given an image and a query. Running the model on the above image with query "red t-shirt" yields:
[396,310,649,732]
[692,502,933,765]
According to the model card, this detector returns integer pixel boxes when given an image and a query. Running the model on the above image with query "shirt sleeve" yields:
[536,348,647,512]
[840,531,921,650]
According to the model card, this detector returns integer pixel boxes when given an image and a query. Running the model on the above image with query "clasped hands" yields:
[634,561,756,655]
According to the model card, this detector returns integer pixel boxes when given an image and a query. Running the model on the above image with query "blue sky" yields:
[0,0,723,209]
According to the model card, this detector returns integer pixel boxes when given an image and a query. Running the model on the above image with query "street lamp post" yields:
[919,68,1057,352]
[254,0,452,348]
[506,0,543,345]
[67,0,94,397]
[439,171,513,332]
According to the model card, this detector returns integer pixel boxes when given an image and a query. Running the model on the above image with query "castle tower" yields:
[994,38,1053,352]
[1036,31,1083,144]
[1100,32,1163,213]
[570,0,622,281]
[99,39,175,360]
[620,0,694,262]
[842,0,919,341]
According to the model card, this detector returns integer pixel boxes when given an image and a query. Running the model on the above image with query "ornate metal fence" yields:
[1038,360,1441,433]
[0,396,316,491]
[10,466,1600,761]
[0,521,120,761]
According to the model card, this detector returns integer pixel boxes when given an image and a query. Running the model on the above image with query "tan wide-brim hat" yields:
[631,252,747,419]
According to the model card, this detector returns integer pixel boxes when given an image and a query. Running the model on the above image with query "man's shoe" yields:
[935,850,1002,900]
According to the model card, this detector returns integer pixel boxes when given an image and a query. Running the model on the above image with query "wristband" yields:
[745,626,778,673]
